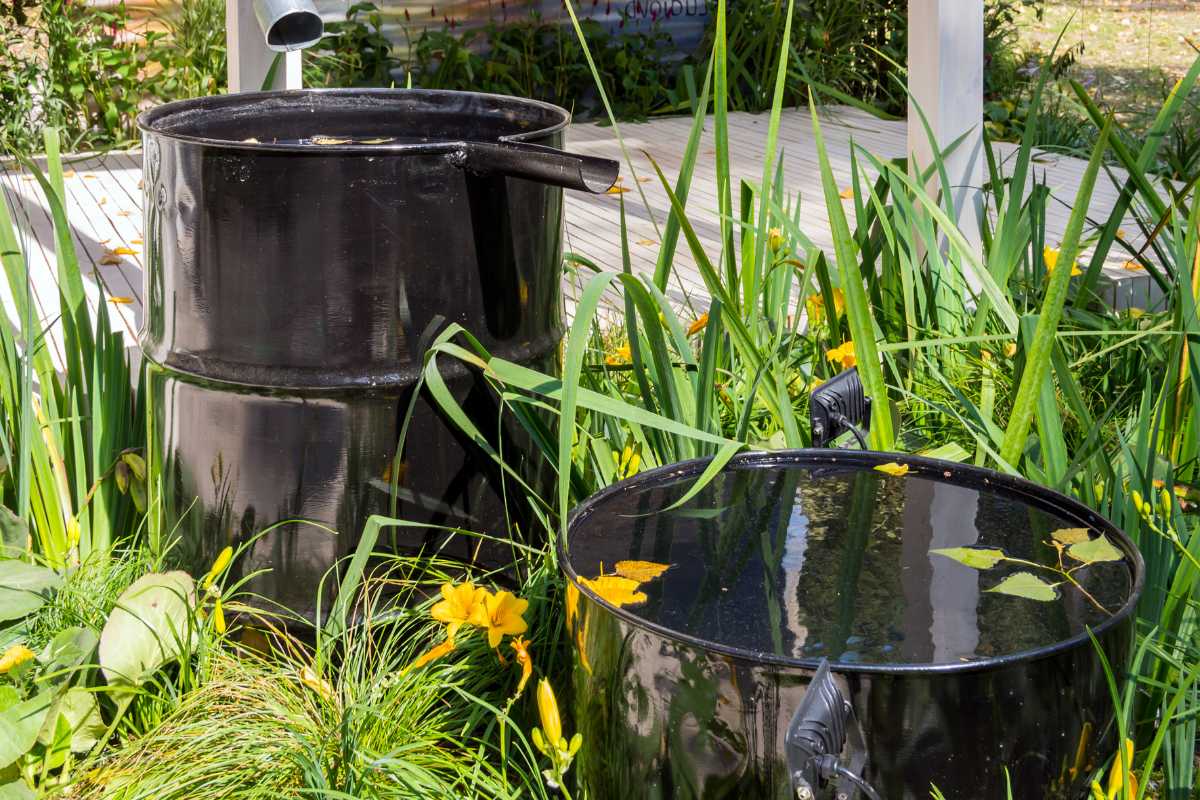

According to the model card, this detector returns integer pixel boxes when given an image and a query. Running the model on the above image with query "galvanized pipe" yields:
[252,0,323,52]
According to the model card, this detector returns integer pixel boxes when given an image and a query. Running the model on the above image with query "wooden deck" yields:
[1,107,1156,364]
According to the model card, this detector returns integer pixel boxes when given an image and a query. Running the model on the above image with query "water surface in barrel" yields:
[567,462,1134,666]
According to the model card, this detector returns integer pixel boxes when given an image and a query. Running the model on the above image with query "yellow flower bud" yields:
[536,678,563,749]
[768,227,784,251]
[203,546,233,590]
[1161,488,1173,517]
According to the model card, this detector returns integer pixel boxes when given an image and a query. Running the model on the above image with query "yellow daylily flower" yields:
[469,590,529,649]
[1044,246,1082,278]
[614,440,642,480]
[805,287,845,326]
[431,581,488,641]
[298,664,336,702]
[1003,341,1018,358]
[202,546,233,590]
[511,636,533,695]
[402,637,456,675]
[874,462,909,477]
[826,339,857,369]
[687,312,709,337]
[565,581,580,631]
[768,227,784,251]
[1092,738,1137,800]
[605,343,632,366]
[0,644,35,674]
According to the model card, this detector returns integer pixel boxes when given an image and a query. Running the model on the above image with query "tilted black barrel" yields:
[138,89,617,617]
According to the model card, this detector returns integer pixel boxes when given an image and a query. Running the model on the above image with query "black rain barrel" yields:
[137,89,617,618]
[562,450,1143,799]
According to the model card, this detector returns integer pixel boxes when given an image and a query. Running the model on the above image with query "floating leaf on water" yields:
[1051,527,1091,545]
[986,572,1059,602]
[930,547,1008,570]
[614,560,670,582]
[311,136,352,145]
[580,575,647,608]
[1067,534,1124,565]
[360,137,395,144]
[874,462,909,477]
[242,137,260,143]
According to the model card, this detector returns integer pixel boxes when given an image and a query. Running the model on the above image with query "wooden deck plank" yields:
[1,107,1162,373]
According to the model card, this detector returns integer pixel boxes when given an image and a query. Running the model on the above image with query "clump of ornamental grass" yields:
[72,551,565,800]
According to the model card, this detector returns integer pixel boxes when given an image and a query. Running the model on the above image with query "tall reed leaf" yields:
[808,92,893,449]
[1000,122,1111,467]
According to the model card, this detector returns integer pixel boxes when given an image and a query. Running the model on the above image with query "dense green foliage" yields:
[0,0,226,152]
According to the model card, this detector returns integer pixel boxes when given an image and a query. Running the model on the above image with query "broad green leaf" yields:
[930,547,1008,570]
[39,626,98,678]
[36,688,103,754]
[0,690,52,769]
[0,560,63,622]
[1050,527,1091,546]
[99,571,195,689]
[1068,535,1125,565]
[986,572,1060,602]
[0,778,34,800]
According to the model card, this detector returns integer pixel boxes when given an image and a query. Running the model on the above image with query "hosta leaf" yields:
[1068,535,1124,565]
[986,572,1059,602]
[0,778,34,800]
[39,626,98,677]
[0,560,63,622]
[1050,527,1091,545]
[613,561,670,582]
[99,571,195,690]
[930,547,1008,570]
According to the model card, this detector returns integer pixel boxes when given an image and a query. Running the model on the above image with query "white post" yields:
[226,0,303,92]
[907,0,985,254]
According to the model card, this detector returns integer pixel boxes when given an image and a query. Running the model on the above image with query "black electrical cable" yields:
[831,764,883,800]
[830,412,869,450]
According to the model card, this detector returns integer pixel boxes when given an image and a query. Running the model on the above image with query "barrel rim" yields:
[135,88,572,153]
[560,448,1145,676]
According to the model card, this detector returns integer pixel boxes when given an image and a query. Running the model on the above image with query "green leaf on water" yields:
[986,572,1060,602]
[930,547,1008,570]
[1067,535,1124,565]
[1051,527,1091,545]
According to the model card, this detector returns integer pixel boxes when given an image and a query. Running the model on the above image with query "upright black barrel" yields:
[138,89,617,616]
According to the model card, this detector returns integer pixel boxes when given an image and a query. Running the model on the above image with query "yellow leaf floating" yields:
[1051,527,1091,545]
[874,462,909,477]
[311,136,352,145]
[614,560,670,582]
[360,137,395,144]
[580,575,647,608]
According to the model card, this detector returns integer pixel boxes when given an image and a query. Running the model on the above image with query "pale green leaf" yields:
[0,690,52,769]
[986,572,1060,602]
[0,560,63,622]
[99,571,195,690]
[930,547,1008,570]
[1068,535,1125,565]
